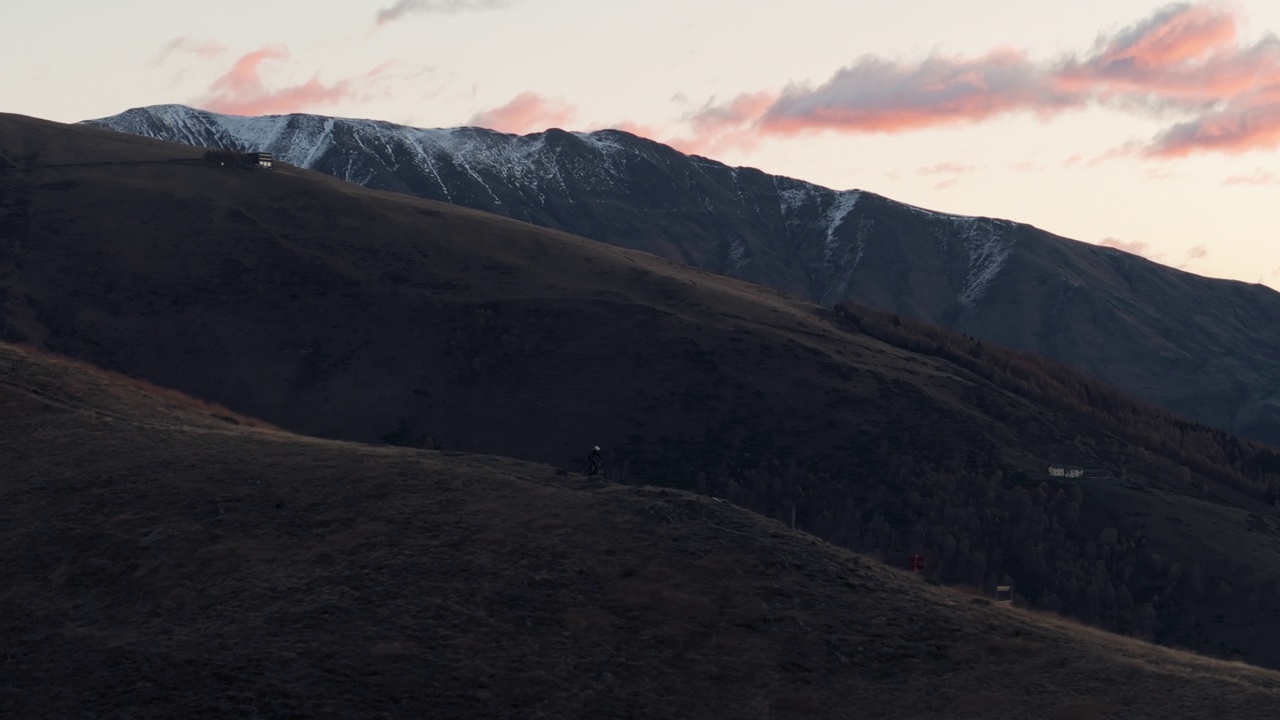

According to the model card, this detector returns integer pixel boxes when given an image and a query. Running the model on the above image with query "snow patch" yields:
[83,105,1012,311]
[727,237,748,270]
[901,201,985,222]
[775,177,824,218]
[89,106,637,198]
[822,191,861,258]
[948,217,1014,307]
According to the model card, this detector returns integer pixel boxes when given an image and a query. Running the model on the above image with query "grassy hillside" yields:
[6,341,1280,719]
[84,105,1280,447]
[3,113,1280,669]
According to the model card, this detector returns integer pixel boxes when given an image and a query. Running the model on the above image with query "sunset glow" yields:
[5,0,1278,287]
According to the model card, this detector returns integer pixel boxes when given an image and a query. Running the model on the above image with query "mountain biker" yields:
[587,446,604,476]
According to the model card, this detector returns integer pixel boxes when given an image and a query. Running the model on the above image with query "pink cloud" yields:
[1224,169,1280,185]
[1057,5,1280,125]
[467,92,577,134]
[195,46,378,116]
[753,48,1069,136]
[594,93,778,156]
[1100,3,1236,68]
[1176,244,1210,269]
[678,92,776,153]
[1009,161,1045,172]
[583,121,694,155]
[681,3,1280,158]
[1059,3,1244,98]
[1146,99,1280,157]
[607,121,667,143]
[933,177,960,190]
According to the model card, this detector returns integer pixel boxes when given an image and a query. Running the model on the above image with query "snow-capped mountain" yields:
[84,104,1018,308]
[84,105,1280,446]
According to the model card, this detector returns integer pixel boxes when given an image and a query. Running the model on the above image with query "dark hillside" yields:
[6,341,1280,719]
[84,105,1280,446]
[834,303,1280,501]
[3,113,1280,668]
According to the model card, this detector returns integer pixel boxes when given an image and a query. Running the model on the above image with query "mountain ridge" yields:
[80,104,1026,310]
[83,104,1280,446]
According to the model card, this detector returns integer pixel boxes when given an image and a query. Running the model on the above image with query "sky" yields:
[4,0,1279,288]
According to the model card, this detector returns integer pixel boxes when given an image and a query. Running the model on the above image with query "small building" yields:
[1048,465,1113,479]
[995,585,1013,605]
[248,152,274,169]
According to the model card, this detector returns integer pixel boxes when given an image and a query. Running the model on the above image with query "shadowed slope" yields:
[83,105,1280,446]
[0,112,1011,474]
[5,114,1280,670]
[5,342,1280,719]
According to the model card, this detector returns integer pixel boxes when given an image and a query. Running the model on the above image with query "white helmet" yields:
[593,446,600,451]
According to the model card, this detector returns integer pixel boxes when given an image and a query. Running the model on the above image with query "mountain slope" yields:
[6,112,1280,670]
[84,104,1280,446]
[6,341,1280,719]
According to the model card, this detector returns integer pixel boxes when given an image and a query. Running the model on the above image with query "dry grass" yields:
[6,113,1280,681]
[4,342,1280,718]
[0,342,277,431]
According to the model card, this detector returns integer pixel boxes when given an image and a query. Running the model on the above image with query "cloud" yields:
[627,92,778,156]
[755,48,1075,136]
[194,47,403,116]
[1099,237,1138,250]
[1176,244,1209,269]
[1099,238,1210,270]
[376,0,509,25]
[459,94,684,148]
[1146,99,1280,156]
[1100,237,1158,258]
[1057,2,1247,101]
[682,3,1280,158]
[152,36,226,66]
[917,162,977,175]
[467,92,577,134]
[608,120,666,142]
[915,163,976,189]
[1224,169,1280,185]
[684,93,776,145]
[1009,161,1045,172]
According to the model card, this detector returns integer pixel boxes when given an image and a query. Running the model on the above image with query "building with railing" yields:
[1048,466,1113,479]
